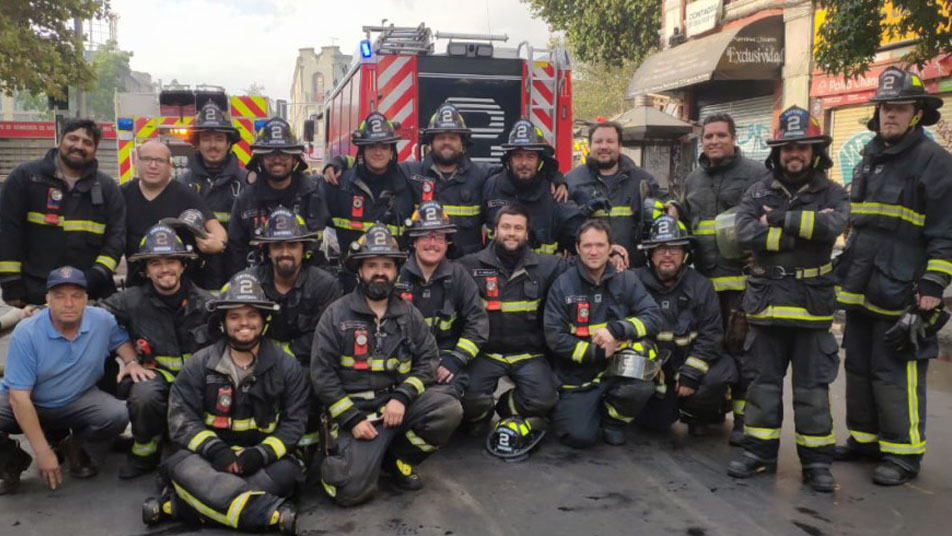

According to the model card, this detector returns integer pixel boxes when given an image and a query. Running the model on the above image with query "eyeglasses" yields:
[416,234,447,244]
[139,156,169,166]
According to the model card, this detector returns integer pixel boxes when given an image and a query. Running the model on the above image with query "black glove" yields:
[237,447,265,475]
[208,443,238,471]
[677,372,701,391]
[439,350,466,375]
[1,279,27,304]
[84,266,111,296]
[884,310,926,353]
[582,196,611,217]
[766,209,787,227]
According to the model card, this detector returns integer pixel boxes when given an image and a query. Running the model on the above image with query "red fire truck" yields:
[323,23,574,171]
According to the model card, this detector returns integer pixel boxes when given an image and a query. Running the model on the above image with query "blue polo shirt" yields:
[0,306,129,408]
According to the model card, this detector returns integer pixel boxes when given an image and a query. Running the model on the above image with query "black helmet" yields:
[189,101,239,145]
[352,112,401,146]
[128,223,198,262]
[208,272,280,312]
[344,223,407,272]
[501,118,554,156]
[485,416,547,462]
[638,215,693,251]
[421,103,471,144]
[160,208,209,240]
[405,201,457,237]
[250,207,320,245]
[764,106,833,171]
[251,117,304,154]
[867,67,943,129]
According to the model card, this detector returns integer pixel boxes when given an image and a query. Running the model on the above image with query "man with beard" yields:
[180,102,249,289]
[0,119,125,304]
[483,119,585,256]
[545,219,661,447]
[100,224,213,479]
[122,140,226,287]
[311,225,462,505]
[666,114,765,445]
[566,121,665,266]
[726,107,849,493]
[634,216,737,437]
[396,201,489,397]
[834,68,952,486]
[145,272,304,533]
[457,204,565,439]
[226,118,329,277]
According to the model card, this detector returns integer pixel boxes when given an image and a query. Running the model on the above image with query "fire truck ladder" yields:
[520,44,569,146]
[363,23,433,55]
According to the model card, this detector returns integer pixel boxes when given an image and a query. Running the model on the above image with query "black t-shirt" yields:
[121,178,214,259]
[599,171,619,189]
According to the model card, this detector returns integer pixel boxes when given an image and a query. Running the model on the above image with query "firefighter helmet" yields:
[208,272,280,312]
[867,67,943,129]
[421,103,471,144]
[765,106,831,148]
[638,215,693,250]
[713,208,744,261]
[159,208,208,240]
[251,117,305,154]
[485,416,548,462]
[189,101,239,145]
[405,201,457,237]
[250,207,319,245]
[501,119,554,156]
[128,223,198,262]
[604,340,662,381]
[344,223,407,271]
[352,112,401,146]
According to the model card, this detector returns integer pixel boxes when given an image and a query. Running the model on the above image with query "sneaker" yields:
[0,438,33,495]
[602,427,626,446]
[727,454,777,478]
[872,460,917,486]
[55,434,98,479]
[802,467,836,493]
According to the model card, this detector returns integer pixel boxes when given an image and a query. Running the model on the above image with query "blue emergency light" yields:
[360,39,373,59]
[254,119,268,132]
[117,118,134,131]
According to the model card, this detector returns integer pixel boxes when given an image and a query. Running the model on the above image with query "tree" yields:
[86,40,132,121]
[0,1,108,99]
[522,0,662,66]
[814,0,952,78]
[243,83,266,96]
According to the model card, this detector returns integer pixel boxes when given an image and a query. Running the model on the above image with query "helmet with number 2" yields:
[421,103,472,145]
[867,67,943,130]
[250,207,320,245]
[764,106,832,171]
[352,112,401,146]
[345,223,407,272]
[638,215,693,269]
[247,117,306,173]
[128,223,198,262]
[189,101,240,145]
[405,201,457,237]
[209,272,280,312]
[486,416,547,462]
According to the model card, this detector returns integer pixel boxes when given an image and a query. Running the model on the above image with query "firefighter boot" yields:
[727,453,777,478]
[384,456,423,491]
[601,426,626,446]
[0,436,33,495]
[119,451,161,480]
[833,438,880,462]
[802,466,836,493]
[142,488,173,526]
[729,414,745,447]
[872,460,917,486]
[272,502,298,535]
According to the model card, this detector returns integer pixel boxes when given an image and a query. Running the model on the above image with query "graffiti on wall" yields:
[735,122,772,163]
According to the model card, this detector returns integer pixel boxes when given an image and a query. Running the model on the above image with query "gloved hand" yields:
[765,209,787,227]
[582,195,611,217]
[439,350,466,375]
[884,309,926,353]
[237,447,265,475]
[84,266,111,297]
[1,278,27,306]
[725,309,749,356]
[208,444,238,472]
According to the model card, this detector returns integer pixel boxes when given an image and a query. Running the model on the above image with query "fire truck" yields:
[323,23,574,171]
[113,85,270,183]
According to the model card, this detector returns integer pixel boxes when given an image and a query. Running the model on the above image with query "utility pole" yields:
[74,17,87,118]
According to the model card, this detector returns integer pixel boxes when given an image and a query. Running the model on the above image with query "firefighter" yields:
[0,119,125,305]
[144,272,305,533]
[544,219,662,447]
[483,119,585,256]
[834,67,952,486]
[726,106,849,493]
[666,113,765,445]
[226,117,328,278]
[311,224,462,505]
[566,120,666,266]
[100,223,213,479]
[634,216,737,435]
[396,201,489,396]
[181,101,249,289]
[458,204,565,438]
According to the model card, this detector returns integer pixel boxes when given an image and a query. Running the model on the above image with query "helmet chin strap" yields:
[228,336,260,352]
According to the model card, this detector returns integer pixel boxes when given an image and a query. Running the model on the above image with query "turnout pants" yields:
[551,376,654,448]
[321,387,462,506]
[720,290,749,420]
[637,354,735,431]
[121,373,172,462]
[742,325,839,467]
[461,354,558,425]
[843,311,930,471]
[162,449,299,531]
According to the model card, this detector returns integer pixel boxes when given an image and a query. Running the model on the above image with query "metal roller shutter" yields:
[698,95,775,165]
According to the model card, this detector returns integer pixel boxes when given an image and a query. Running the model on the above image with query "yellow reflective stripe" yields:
[262,436,287,459]
[603,401,634,423]
[331,217,401,235]
[227,490,262,528]
[95,255,117,272]
[154,355,184,372]
[27,212,57,225]
[321,479,338,498]
[456,337,479,358]
[710,275,746,292]
[591,206,635,218]
[796,263,833,279]
[625,317,646,338]
[795,432,835,447]
[405,429,437,452]
[732,400,746,416]
[131,435,162,456]
[907,361,921,448]
[403,376,425,395]
[155,368,175,383]
[569,321,608,335]
[484,352,542,364]
[766,227,782,251]
[571,341,589,363]
[187,430,217,452]
[684,356,709,374]
[926,259,952,277]
[203,413,277,433]
[744,426,781,440]
[442,204,480,217]
[533,242,558,254]
[799,211,815,240]
[852,202,924,226]
[695,219,717,236]
[658,331,699,346]
[747,306,833,322]
[848,429,878,444]
[835,286,905,316]
[297,432,320,447]
[173,482,233,527]
[339,355,412,373]
[481,299,540,313]
[26,212,106,234]
[0,261,22,273]
[879,439,927,455]
[329,396,354,418]
[213,211,231,223]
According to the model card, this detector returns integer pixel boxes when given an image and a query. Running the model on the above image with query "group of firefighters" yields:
[0,64,950,533]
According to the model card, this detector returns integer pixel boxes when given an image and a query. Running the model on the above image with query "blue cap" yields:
[46,266,87,290]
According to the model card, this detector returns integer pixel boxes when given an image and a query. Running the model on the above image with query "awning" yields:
[627,15,784,97]
[611,106,694,141]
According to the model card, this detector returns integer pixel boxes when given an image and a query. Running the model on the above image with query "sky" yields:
[110,0,555,102]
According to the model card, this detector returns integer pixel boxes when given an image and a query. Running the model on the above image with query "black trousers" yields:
[720,289,749,419]
[121,373,172,461]
[460,354,558,425]
[551,376,655,448]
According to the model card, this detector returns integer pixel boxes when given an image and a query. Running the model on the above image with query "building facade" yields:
[289,46,352,164]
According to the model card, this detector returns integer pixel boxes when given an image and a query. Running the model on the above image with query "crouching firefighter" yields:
[634,216,737,435]
[311,225,462,506]
[143,272,308,533]
[544,219,662,447]
[727,106,849,493]
[101,223,214,479]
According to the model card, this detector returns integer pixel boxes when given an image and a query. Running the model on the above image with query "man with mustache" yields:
[666,114,765,445]
[100,224,213,479]
[726,107,849,493]
[834,68,952,486]
[226,118,329,278]
[0,119,126,304]
[311,225,462,505]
